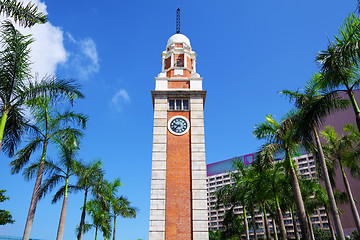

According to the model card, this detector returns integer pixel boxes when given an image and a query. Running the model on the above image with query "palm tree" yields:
[23,135,80,240]
[253,149,290,240]
[321,125,360,233]
[75,161,104,240]
[0,20,84,157]
[111,196,137,240]
[316,13,360,130]
[75,159,104,240]
[253,112,312,239]
[94,178,123,240]
[0,0,47,27]
[267,163,288,240]
[10,96,87,240]
[280,75,349,239]
[86,199,111,240]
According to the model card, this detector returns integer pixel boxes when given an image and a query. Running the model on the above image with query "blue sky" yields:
[0,0,357,239]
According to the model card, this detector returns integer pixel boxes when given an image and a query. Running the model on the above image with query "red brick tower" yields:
[149,32,208,240]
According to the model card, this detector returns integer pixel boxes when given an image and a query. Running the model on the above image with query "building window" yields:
[176,59,183,67]
[168,99,189,111]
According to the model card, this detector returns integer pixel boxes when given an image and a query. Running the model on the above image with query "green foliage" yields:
[0,0,47,27]
[350,230,360,240]
[313,227,332,240]
[0,19,85,157]
[0,190,14,225]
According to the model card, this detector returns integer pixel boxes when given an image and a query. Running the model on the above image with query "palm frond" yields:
[22,76,84,105]
[316,14,360,91]
[10,137,42,174]
[22,160,40,180]
[0,20,33,93]
[50,110,88,130]
[39,173,64,200]
[0,0,47,27]
[2,104,28,157]
[51,185,66,203]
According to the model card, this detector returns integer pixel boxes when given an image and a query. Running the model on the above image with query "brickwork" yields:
[187,56,192,69]
[168,81,190,89]
[165,111,193,240]
[165,57,171,70]
[166,69,191,78]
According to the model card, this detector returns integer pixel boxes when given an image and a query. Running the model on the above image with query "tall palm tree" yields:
[253,149,290,240]
[253,112,312,239]
[86,199,111,240]
[321,125,360,233]
[281,74,349,239]
[316,13,360,130]
[267,163,288,240]
[95,178,122,240]
[0,0,47,27]
[215,176,248,239]
[111,196,137,240]
[0,20,84,157]
[23,135,81,240]
[75,159,104,240]
[10,96,87,240]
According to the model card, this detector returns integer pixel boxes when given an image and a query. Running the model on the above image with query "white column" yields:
[162,57,165,72]
[190,97,209,240]
[149,97,167,240]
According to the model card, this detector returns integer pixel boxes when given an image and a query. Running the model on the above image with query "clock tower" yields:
[149,31,209,240]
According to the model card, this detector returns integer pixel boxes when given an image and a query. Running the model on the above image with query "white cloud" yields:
[110,89,131,112]
[20,22,67,79]
[63,33,100,80]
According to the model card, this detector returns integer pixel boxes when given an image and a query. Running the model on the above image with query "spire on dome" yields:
[176,8,181,34]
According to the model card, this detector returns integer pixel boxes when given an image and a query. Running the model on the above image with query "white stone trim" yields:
[149,99,167,240]
[190,98,208,239]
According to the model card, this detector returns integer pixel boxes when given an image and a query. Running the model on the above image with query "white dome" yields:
[166,33,191,47]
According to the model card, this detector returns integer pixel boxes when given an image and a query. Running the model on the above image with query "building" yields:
[148,25,209,239]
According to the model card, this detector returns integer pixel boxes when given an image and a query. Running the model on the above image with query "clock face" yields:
[168,116,190,135]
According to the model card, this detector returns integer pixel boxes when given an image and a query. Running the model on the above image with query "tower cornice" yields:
[151,90,206,107]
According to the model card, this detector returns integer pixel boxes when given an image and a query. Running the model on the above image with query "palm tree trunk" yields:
[56,178,69,240]
[95,226,98,240]
[307,213,315,240]
[313,126,345,240]
[77,188,88,240]
[347,89,360,130]
[325,206,336,240]
[338,160,360,232]
[275,198,287,240]
[0,109,9,154]
[272,218,278,240]
[288,164,312,240]
[22,142,47,240]
[263,204,271,240]
[243,208,250,240]
[113,216,116,240]
[291,207,300,240]
[251,209,258,240]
